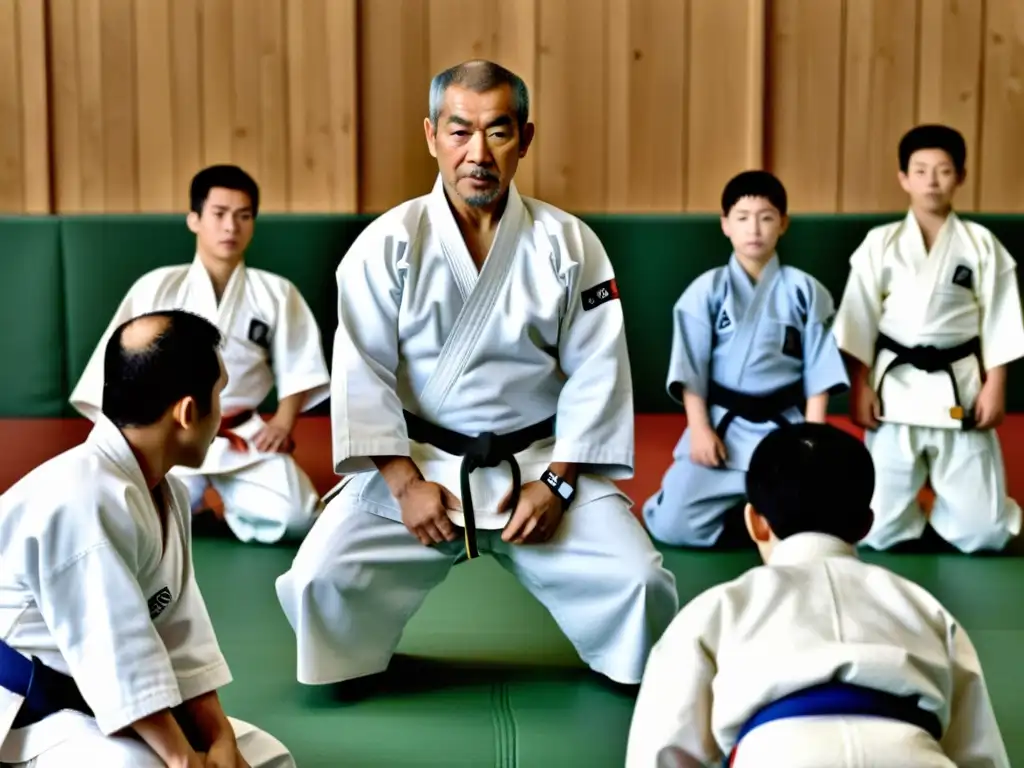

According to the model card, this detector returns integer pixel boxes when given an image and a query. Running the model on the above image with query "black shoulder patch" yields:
[782,325,802,359]
[248,318,271,348]
[148,586,172,620]
[582,279,619,311]
[952,264,973,290]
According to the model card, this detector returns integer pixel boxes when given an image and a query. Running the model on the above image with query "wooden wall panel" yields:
[840,0,920,212]
[917,0,985,210]
[604,0,689,212]
[766,0,844,212]
[0,0,50,214]
[3,0,1024,214]
[979,0,1024,212]
[686,0,765,212]
[48,0,358,213]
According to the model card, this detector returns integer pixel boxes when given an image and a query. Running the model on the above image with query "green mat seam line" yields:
[491,682,518,768]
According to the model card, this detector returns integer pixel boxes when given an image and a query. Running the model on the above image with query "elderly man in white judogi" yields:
[275,59,679,690]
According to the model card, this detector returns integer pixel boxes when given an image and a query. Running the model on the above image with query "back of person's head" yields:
[721,170,788,217]
[102,310,223,428]
[189,164,260,218]
[898,124,966,177]
[746,422,874,544]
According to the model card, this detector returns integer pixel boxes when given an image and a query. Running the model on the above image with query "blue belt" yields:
[725,681,943,766]
[0,639,93,728]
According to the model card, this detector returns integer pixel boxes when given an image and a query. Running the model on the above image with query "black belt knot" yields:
[402,410,555,558]
[464,432,504,471]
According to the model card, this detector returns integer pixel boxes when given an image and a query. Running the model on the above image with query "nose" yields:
[466,130,492,165]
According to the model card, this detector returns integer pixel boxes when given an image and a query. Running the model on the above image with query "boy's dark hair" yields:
[721,170,788,217]
[102,310,223,428]
[898,124,966,176]
[189,164,260,218]
[746,422,874,544]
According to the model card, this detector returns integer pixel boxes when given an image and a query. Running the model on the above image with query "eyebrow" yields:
[445,115,514,129]
[211,204,252,213]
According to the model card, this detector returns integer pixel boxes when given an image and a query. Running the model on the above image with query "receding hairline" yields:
[120,314,171,353]
[428,59,530,129]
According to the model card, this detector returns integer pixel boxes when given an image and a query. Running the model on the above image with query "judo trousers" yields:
[275,493,680,686]
[863,423,1022,553]
[2,717,295,768]
[727,717,957,768]
[175,454,321,545]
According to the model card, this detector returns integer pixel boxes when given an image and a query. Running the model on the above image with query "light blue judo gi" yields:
[644,254,850,547]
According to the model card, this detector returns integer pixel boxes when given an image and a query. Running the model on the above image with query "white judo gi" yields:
[625,532,1009,768]
[275,176,679,686]
[643,255,849,547]
[833,211,1024,552]
[69,255,331,544]
[0,415,294,768]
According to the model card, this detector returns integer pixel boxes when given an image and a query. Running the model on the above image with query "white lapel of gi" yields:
[416,176,527,419]
[184,254,247,333]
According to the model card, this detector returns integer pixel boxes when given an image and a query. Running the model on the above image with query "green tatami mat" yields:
[194,539,1024,767]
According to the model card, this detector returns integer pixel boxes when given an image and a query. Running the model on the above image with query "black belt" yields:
[707,380,806,441]
[402,411,556,558]
[874,333,982,430]
[0,639,93,729]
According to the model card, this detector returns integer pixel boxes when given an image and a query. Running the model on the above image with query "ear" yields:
[778,213,790,236]
[424,117,438,159]
[186,211,201,235]
[956,167,967,188]
[172,396,198,429]
[744,502,773,543]
[519,122,536,157]
[897,171,912,194]
[720,215,731,238]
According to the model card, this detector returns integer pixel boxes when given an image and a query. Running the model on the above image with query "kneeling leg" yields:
[495,495,679,685]
[928,430,1023,554]
[275,498,457,685]
[212,454,322,544]
[859,424,930,551]
[642,456,747,548]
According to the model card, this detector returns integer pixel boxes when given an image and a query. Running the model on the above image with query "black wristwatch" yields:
[541,469,576,508]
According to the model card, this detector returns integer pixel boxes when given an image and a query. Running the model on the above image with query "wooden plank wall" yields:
[0,0,1021,215]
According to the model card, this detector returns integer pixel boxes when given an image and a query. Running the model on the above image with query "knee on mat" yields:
[644,504,720,548]
[238,728,297,768]
[609,547,678,612]
[941,522,1014,554]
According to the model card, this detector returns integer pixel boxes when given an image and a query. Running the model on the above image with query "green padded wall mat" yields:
[0,217,64,416]
[195,539,1024,767]
[59,214,373,414]
[0,210,1016,417]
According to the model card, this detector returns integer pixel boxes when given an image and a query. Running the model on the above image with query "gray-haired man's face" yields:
[425,84,533,209]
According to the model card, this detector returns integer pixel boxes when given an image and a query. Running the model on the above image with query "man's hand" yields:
[200,739,249,768]
[690,424,726,468]
[253,415,294,453]
[397,478,462,546]
[501,481,565,545]
[974,367,1007,430]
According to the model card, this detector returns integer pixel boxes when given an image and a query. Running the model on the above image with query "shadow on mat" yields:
[303,655,639,708]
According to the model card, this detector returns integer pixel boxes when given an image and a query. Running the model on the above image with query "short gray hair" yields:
[428,60,530,131]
